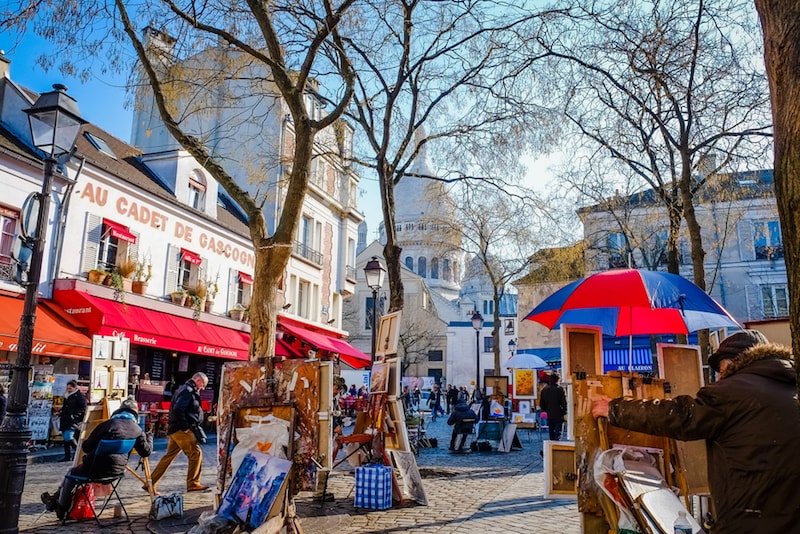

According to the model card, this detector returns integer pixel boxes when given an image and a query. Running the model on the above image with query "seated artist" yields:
[447,399,478,452]
[41,396,153,519]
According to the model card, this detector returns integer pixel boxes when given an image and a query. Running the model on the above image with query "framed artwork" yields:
[218,450,292,530]
[560,325,603,378]
[369,361,390,394]
[375,311,402,360]
[518,400,531,414]
[513,369,536,399]
[483,375,508,397]
[544,440,577,499]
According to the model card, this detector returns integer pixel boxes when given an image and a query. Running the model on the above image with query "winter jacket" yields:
[0,391,6,424]
[446,387,459,405]
[74,409,152,479]
[168,378,204,435]
[539,383,567,422]
[447,401,478,434]
[607,343,800,533]
[59,389,88,432]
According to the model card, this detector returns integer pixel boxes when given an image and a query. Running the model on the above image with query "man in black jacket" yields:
[41,396,152,519]
[149,372,209,493]
[59,380,88,461]
[447,400,478,452]
[592,330,800,533]
[539,375,567,440]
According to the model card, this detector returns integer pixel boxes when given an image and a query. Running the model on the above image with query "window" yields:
[482,300,494,316]
[443,259,451,281]
[430,258,439,279]
[417,257,426,277]
[237,272,253,306]
[608,232,628,268]
[405,256,414,271]
[98,226,121,271]
[428,350,443,362]
[0,207,19,265]
[188,170,206,210]
[482,336,494,353]
[298,280,310,318]
[178,248,202,290]
[754,220,783,260]
[761,285,789,319]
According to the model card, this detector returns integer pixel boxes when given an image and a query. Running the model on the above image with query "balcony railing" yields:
[0,261,13,282]
[293,240,323,266]
[756,245,784,261]
[345,264,356,282]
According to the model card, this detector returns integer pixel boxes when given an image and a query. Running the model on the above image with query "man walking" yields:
[539,375,567,441]
[149,372,210,493]
[446,384,458,414]
[59,380,87,462]
[428,384,444,422]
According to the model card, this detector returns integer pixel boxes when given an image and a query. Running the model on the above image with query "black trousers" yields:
[548,418,563,441]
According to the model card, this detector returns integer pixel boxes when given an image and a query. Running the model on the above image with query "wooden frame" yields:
[369,361,390,394]
[512,369,536,399]
[560,325,603,378]
[544,440,577,498]
[375,311,401,360]
[484,375,508,397]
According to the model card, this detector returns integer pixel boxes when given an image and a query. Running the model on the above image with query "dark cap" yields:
[709,330,768,372]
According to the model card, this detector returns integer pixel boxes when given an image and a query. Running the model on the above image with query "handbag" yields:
[149,492,184,520]
[68,483,95,520]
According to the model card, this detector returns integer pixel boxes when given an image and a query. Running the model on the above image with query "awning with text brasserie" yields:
[0,294,92,360]
[54,290,249,360]
[278,321,370,369]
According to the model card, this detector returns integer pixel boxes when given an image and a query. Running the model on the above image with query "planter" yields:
[229,309,245,321]
[132,281,148,295]
[87,270,107,285]
[122,278,133,293]
[171,293,187,306]
[204,299,214,313]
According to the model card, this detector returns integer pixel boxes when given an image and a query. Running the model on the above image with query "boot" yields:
[62,442,71,462]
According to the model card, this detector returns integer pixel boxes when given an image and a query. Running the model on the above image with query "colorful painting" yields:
[369,361,390,394]
[514,369,536,399]
[218,450,293,529]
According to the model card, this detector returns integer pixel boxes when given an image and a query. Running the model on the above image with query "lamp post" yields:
[508,338,516,359]
[471,311,484,394]
[364,256,386,366]
[0,84,83,534]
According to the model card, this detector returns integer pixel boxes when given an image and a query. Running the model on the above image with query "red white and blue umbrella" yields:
[524,269,740,371]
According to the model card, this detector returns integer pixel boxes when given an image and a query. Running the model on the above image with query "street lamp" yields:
[0,84,84,534]
[508,338,516,358]
[471,311,484,394]
[364,256,386,366]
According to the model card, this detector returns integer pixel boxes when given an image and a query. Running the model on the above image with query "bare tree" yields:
[338,1,556,313]
[753,0,800,385]
[6,1,356,376]
[536,0,772,290]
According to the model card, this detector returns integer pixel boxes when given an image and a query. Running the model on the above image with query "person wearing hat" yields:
[592,330,800,533]
[41,396,153,519]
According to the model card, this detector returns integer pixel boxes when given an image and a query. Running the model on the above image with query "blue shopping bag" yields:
[354,463,392,510]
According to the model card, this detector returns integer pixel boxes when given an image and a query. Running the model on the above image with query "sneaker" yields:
[187,484,210,492]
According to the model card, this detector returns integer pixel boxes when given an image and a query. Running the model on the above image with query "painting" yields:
[369,361,390,394]
[389,449,427,505]
[375,311,402,360]
[513,369,536,399]
[544,441,577,499]
[484,375,508,397]
[218,450,293,530]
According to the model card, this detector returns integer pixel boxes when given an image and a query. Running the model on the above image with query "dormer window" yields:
[188,170,206,210]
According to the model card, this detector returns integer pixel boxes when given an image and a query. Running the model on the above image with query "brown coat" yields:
[608,343,800,533]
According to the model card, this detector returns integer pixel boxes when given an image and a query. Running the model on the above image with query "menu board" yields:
[151,353,165,382]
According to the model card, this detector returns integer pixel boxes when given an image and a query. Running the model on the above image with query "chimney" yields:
[0,51,10,79]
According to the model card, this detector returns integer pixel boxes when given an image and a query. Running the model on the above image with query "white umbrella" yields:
[505,353,548,370]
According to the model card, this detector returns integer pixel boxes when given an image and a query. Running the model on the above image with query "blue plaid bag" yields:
[354,463,392,509]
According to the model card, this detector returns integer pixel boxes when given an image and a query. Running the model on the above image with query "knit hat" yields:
[709,330,768,372]
[113,395,139,417]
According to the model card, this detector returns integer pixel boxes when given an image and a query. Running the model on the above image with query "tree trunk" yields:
[754,0,800,395]
[379,160,405,313]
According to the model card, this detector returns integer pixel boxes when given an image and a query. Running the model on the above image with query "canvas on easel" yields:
[375,311,401,360]
[544,440,577,498]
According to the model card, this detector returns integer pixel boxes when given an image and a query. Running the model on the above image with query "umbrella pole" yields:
[628,334,633,373]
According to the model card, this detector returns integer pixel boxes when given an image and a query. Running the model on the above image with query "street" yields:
[18,419,580,533]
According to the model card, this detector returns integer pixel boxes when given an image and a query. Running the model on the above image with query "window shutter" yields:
[127,230,140,262]
[737,221,756,261]
[81,214,102,274]
[165,244,181,294]
[227,268,238,309]
[197,258,208,287]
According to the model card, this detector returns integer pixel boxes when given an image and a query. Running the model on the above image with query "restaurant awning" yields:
[0,294,92,360]
[54,290,250,360]
[278,321,370,369]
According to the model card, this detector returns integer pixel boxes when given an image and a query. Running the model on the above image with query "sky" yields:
[0,33,556,239]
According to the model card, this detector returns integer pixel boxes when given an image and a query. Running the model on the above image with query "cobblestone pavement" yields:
[17,418,580,533]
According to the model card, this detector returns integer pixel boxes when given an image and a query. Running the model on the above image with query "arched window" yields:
[405,256,414,271]
[443,259,451,281]
[430,258,439,279]
[188,170,207,210]
[418,257,427,277]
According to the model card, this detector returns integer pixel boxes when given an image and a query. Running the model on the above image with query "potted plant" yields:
[87,268,109,285]
[132,259,152,295]
[170,289,187,306]
[185,280,207,321]
[204,277,219,313]
[116,257,137,293]
[229,303,246,321]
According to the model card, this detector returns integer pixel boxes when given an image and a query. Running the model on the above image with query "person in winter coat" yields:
[41,396,152,519]
[0,383,6,425]
[150,372,209,493]
[447,400,478,452]
[592,330,800,534]
[539,375,567,440]
[428,385,444,421]
[446,384,458,414]
[59,380,88,461]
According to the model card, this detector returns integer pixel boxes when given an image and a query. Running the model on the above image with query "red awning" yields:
[54,290,249,360]
[0,294,92,360]
[278,321,370,369]
[180,248,202,265]
[102,218,137,244]
[238,271,253,285]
